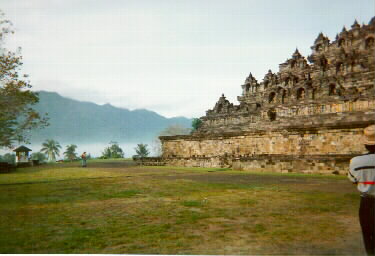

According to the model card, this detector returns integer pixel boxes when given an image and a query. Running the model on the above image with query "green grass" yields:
[0,160,363,254]
[0,167,126,185]
[144,165,232,172]
[181,200,205,207]
[144,165,347,179]
[102,189,141,199]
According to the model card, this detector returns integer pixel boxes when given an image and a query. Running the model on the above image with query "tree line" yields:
[0,121,201,164]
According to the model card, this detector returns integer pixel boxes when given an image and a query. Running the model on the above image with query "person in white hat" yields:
[348,124,375,255]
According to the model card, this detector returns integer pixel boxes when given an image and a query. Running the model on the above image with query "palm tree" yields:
[63,144,77,161]
[134,144,150,158]
[40,139,62,162]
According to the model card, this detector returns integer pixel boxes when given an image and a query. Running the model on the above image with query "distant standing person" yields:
[348,125,375,256]
[81,152,87,167]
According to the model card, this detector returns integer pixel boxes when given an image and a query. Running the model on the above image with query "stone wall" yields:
[133,157,166,166]
[161,125,370,173]
[232,155,353,174]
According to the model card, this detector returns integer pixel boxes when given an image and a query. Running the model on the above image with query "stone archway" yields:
[281,90,287,104]
[365,37,374,49]
[267,108,277,121]
[269,92,276,103]
[297,88,305,100]
[329,84,336,96]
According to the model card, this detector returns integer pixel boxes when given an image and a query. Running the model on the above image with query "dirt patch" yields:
[85,161,137,169]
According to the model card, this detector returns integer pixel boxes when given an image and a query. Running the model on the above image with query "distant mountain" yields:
[30,91,192,144]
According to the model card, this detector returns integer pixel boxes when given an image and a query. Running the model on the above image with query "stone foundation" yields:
[162,154,353,174]
[161,124,373,173]
[133,157,166,166]
[232,154,353,175]
[162,126,369,158]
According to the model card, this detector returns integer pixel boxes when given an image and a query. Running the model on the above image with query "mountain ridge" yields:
[30,91,192,144]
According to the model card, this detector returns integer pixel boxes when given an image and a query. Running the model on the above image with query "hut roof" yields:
[13,146,32,152]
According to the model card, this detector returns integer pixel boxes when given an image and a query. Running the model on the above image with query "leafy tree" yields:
[110,141,124,158]
[0,153,15,164]
[63,144,77,161]
[134,144,150,158]
[101,147,112,159]
[40,139,61,162]
[191,118,203,132]
[101,141,124,159]
[0,10,48,148]
[30,152,47,163]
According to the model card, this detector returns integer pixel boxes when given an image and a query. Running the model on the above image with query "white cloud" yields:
[1,0,374,117]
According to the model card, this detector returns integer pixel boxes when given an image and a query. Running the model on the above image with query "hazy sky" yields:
[2,0,374,118]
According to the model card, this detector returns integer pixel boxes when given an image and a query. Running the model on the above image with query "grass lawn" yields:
[0,160,365,254]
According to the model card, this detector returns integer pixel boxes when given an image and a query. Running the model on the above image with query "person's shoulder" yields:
[350,153,374,166]
[351,155,363,161]
[350,154,365,163]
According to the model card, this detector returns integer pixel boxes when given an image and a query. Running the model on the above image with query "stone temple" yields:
[160,18,375,174]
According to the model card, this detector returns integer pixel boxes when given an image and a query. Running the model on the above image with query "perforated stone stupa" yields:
[160,18,375,174]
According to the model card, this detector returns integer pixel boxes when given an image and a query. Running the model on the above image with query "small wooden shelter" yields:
[13,146,32,165]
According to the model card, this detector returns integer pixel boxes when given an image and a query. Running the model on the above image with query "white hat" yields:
[363,125,375,145]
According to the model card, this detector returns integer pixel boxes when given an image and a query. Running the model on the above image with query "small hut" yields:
[13,146,32,165]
